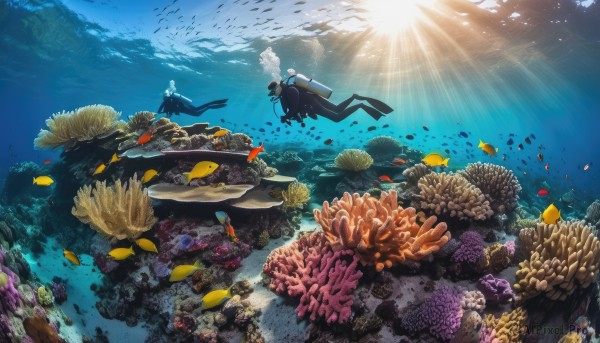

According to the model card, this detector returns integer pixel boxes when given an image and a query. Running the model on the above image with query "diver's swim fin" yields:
[206,103,227,109]
[361,105,385,121]
[354,95,393,114]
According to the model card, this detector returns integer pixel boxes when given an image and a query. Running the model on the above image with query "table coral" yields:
[313,190,450,272]
[263,232,362,324]
[514,221,600,302]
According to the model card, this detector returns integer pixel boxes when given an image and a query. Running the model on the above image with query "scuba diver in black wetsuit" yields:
[267,72,393,127]
[157,80,228,118]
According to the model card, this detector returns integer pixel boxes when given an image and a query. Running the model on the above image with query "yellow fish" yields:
[33,176,54,186]
[421,153,449,167]
[142,169,160,184]
[135,238,158,253]
[108,246,135,261]
[183,161,219,183]
[63,249,80,266]
[109,153,121,164]
[93,163,107,176]
[541,203,562,225]
[169,260,204,282]
[201,285,233,310]
[213,129,229,137]
[478,140,499,156]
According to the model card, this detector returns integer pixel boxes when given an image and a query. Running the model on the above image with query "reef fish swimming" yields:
[478,139,498,156]
[247,143,265,162]
[184,161,219,183]
[541,203,562,225]
[33,176,54,186]
[108,246,135,261]
[169,260,204,282]
[200,285,233,310]
[421,153,449,167]
[63,249,80,266]
[135,238,158,253]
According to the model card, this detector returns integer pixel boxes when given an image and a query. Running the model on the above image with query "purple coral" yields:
[403,287,464,341]
[51,281,67,305]
[0,248,22,314]
[503,240,515,257]
[477,274,514,304]
[452,231,485,264]
[263,232,363,324]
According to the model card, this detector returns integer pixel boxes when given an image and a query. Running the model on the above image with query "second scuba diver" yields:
[158,80,229,118]
[268,72,393,126]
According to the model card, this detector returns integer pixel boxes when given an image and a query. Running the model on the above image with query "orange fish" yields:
[545,163,549,171]
[215,211,239,243]
[43,159,51,165]
[390,158,406,166]
[137,130,153,145]
[247,143,265,162]
[379,175,393,182]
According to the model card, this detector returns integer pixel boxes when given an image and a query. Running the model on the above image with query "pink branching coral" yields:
[263,232,362,324]
[313,190,450,272]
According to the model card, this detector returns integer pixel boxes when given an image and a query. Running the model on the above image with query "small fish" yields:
[324,138,333,145]
[537,153,543,162]
[93,163,107,176]
[247,143,265,162]
[367,126,376,132]
[525,137,531,144]
[540,203,562,225]
[478,140,498,156]
[33,176,54,186]
[43,159,52,165]
[170,260,204,282]
[266,121,273,126]
[215,211,239,243]
[530,134,536,139]
[422,125,429,131]
[537,189,549,197]
[545,163,549,171]
[459,131,468,138]
[184,161,219,183]
[350,121,358,126]
[135,238,158,253]
[421,153,449,167]
[518,144,524,150]
[63,249,80,266]
[506,138,514,146]
[213,129,229,137]
[466,142,473,147]
[379,175,393,182]
[142,169,160,184]
[405,134,414,140]
[584,163,590,171]
[108,246,135,261]
[137,130,153,145]
[382,124,389,128]
[109,153,121,164]
[201,285,233,310]
[391,158,406,166]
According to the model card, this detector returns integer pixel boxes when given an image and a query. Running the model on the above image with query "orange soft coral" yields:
[314,190,450,272]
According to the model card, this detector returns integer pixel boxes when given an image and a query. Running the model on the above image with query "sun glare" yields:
[363,0,437,34]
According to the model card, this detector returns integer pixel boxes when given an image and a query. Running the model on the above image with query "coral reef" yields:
[585,200,600,228]
[313,190,450,272]
[514,221,600,302]
[402,163,432,187]
[364,135,402,160]
[484,243,511,273]
[263,232,362,324]
[417,172,494,220]
[34,104,122,150]
[481,307,527,343]
[2,161,44,204]
[460,290,486,312]
[334,149,373,172]
[126,111,155,133]
[72,175,157,241]
[36,286,54,307]
[281,182,311,209]
[452,231,485,265]
[477,274,514,304]
[460,162,521,214]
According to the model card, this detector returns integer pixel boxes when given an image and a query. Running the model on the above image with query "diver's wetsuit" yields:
[158,93,228,117]
[279,84,389,124]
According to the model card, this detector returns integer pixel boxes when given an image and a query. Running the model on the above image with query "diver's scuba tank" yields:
[170,92,192,105]
[286,71,333,99]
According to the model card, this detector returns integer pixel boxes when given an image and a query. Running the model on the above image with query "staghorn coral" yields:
[364,135,402,156]
[281,182,311,209]
[34,104,121,150]
[417,172,494,220]
[514,221,600,303]
[263,232,362,324]
[334,149,373,172]
[126,111,155,133]
[460,162,522,214]
[482,307,527,343]
[72,175,157,241]
[313,190,450,272]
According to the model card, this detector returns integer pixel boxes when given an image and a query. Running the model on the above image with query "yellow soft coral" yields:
[483,307,527,343]
[34,104,121,150]
[334,149,373,172]
[313,190,450,272]
[72,175,157,241]
[514,221,600,303]
[282,182,311,209]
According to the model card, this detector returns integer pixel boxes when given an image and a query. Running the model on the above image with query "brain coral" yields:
[417,172,494,220]
[314,190,450,272]
[364,136,402,156]
[334,149,373,172]
[514,221,600,303]
[460,162,522,214]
